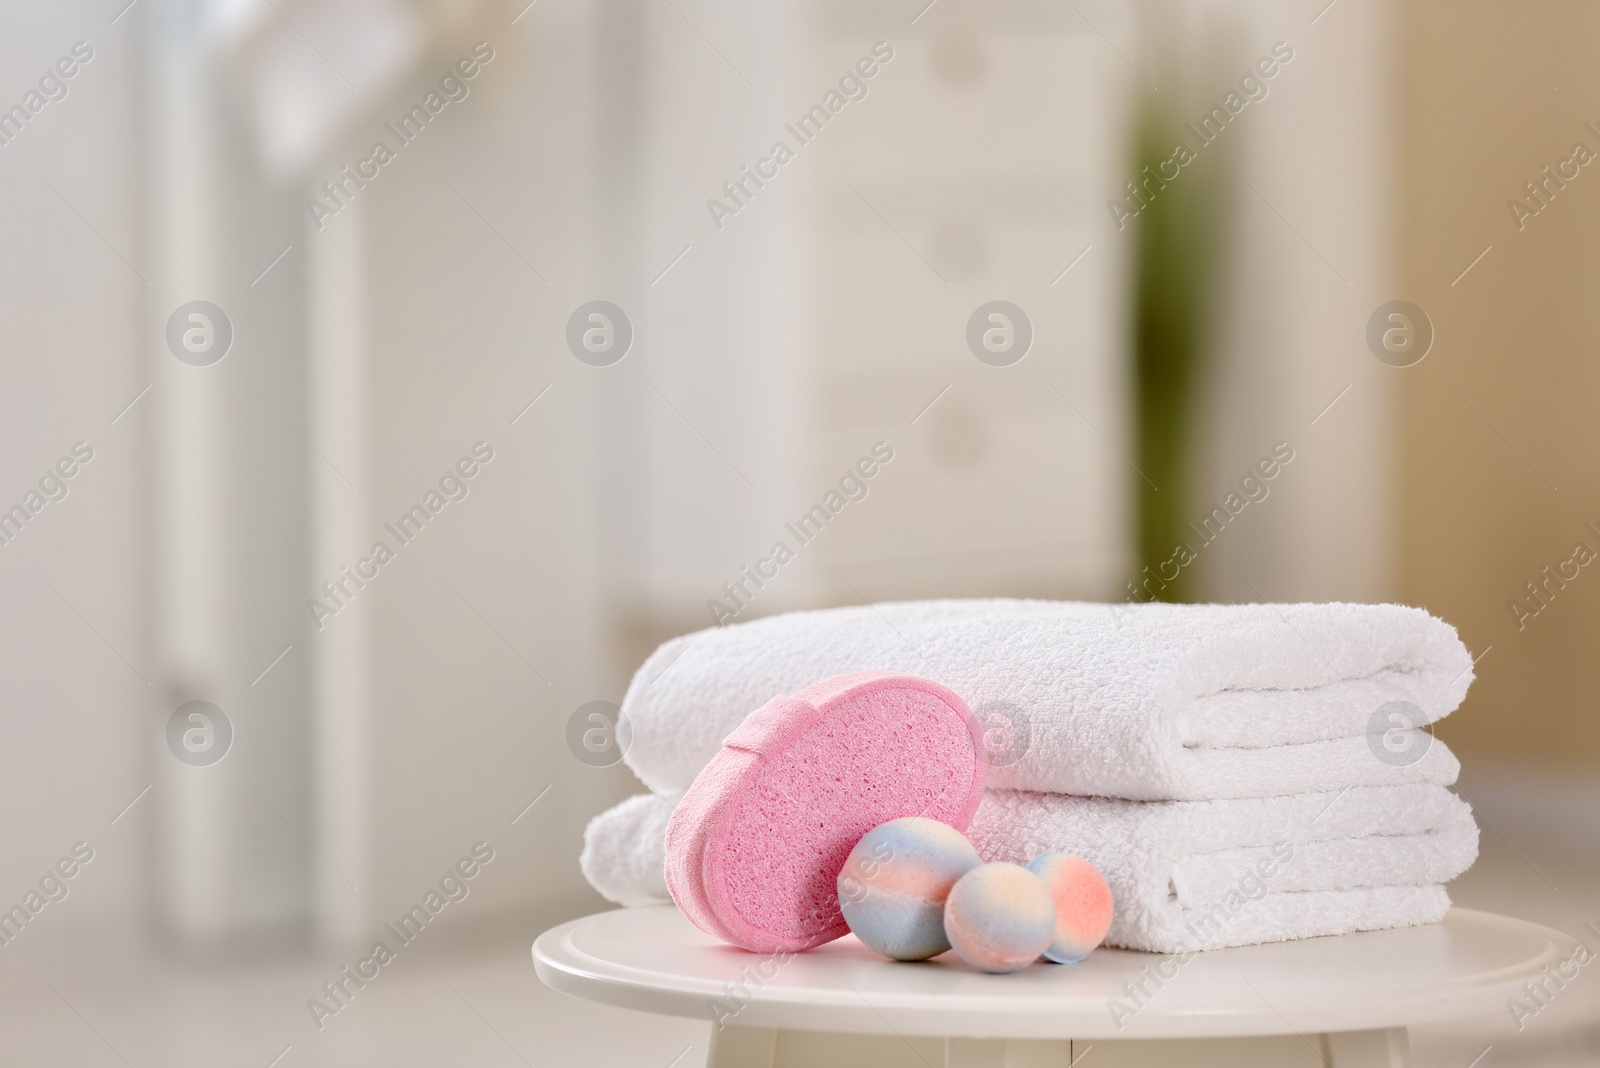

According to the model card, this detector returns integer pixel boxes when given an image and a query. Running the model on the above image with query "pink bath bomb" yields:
[1026,852,1114,963]
[943,862,1055,973]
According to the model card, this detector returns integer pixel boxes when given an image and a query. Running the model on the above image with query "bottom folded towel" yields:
[580,793,675,908]
[969,785,1477,953]
[580,783,1479,954]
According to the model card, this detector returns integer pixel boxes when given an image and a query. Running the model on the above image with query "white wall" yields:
[0,0,149,925]
[352,4,613,928]
[1178,0,1398,604]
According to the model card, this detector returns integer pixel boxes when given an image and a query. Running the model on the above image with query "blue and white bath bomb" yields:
[837,818,982,961]
[943,862,1056,973]
[1026,852,1114,963]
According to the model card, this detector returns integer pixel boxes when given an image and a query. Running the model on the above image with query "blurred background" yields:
[0,0,1595,1063]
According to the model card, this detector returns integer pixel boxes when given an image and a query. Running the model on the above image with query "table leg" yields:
[704,1028,1410,1067]
[944,1038,1074,1067]
[707,1029,1071,1067]
[1054,1033,1404,1065]
[1320,1029,1413,1067]
[707,1024,776,1068]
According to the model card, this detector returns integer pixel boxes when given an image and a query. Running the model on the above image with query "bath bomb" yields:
[943,862,1055,973]
[665,672,987,953]
[838,818,982,961]
[1026,852,1114,964]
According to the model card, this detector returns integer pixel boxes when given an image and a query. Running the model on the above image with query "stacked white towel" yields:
[583,599,1481,953]
[968,785,1477,953]
[580,793,676,908]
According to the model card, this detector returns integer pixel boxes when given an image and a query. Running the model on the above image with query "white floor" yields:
[0,908,710,1067]
[1,807,1594,1067]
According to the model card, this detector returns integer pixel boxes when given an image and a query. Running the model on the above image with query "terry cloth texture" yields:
[968,784,1479,953]
[580,792,674,907]
[621,599,1472,802]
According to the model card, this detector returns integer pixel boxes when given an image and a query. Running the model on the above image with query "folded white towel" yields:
[969,785,1479,953]
[580,793,674,907]
[622,599,1472,802]
[580,784,1479,953]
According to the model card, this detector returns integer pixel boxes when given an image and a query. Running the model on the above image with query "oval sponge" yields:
[664,672,986,953]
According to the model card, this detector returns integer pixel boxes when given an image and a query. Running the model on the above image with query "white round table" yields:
[534,905,1569,1067]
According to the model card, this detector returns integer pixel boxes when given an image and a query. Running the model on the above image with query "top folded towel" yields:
[621,599,1473,802]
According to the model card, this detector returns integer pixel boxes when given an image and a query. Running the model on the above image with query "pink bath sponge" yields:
[664,672,987,953]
